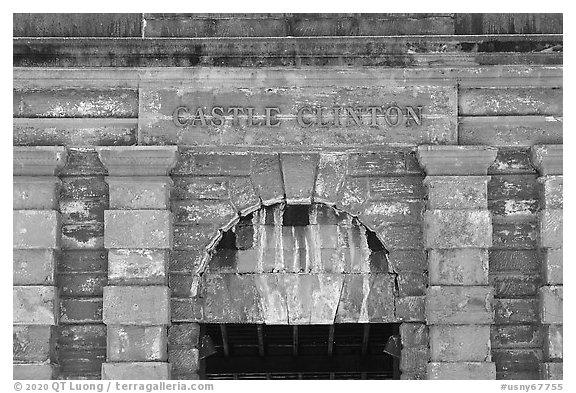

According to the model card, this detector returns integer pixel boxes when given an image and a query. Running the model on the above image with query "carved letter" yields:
[333,107,342,127]
[384,106,404,127]
[405,106,423,126]
[246,107,261,126]
[297,106,314,127]
[173,106,191,127]
[345,107,363,127]
[211,106,225,126]
[265,107,281,127]
[366,106,381,127]
[228,107,245,126]
[191,107,208,126]
[317,107,332,127]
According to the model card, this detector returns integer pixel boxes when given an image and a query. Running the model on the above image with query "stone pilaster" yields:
[97,147,178,380]
[417,146,497,380]
[531,145,563,380]
[13,147,67,379]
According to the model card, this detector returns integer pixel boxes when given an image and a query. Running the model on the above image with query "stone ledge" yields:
[13,147,67,176]
[96,146,179,176]
[417,145,497,176]
[101,362,171,380]
[531,144,563,176]
[427,362,496,380]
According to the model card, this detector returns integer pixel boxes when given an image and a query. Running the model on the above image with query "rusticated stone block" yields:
[539,286,563,324]
[13,210,60,249]
[106,177,172,209]
[539,209,562,249]
[13,363,57,380]
[168,323,200,346]
[400,323,428,347]
[395,296,426,322]
[168,348,200,373]
[107,326,167,361]
[14,286,58,325]
[423,210,492,249]
[531,144,562,176]
[543,249,563,285]
[424,176,489,209]
[543,325,562,361]
[13,249,56,285]
[428,249,489,285]
[103,286,170,325]
[250,153,284,206]
[417,145,497,176]
[400,346,429,372]
[13,325,53,362]
[539,175,563,209]
[426,286,494,324]
[101,362,171,380]
[96,146,178,176]
[427,362,496,380]
[108,249,168,285]
[13,177,60,210]
[314,152,348,205]
[430,325,491,362]
[13,146,67,176]
[540,362,563,380]
[281,153,319,204]
[104,210,172,249]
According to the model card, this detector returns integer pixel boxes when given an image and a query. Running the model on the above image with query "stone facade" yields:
[13,13,562,380]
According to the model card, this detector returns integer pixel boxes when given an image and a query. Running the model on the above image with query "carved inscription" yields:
[173,105,423,128]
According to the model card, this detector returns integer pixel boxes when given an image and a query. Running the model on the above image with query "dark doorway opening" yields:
[201,323,400,380]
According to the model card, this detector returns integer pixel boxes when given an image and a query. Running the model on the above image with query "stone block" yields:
[172,199,237,229]
[428,249,489,285]
[531,144,562,176]
[103,286,170,325]
[540,362,563,380]
[13,210,60,249]
[387,250,427,272]
[400,323,428,347]
[543,249,563,285]
[427,362,496,380]
[168,348,200,373]
[400,346,429,372]
[168,323,200,346]
[101,362,171,380]
[104,210,172,249]
[107,326,168,361]
[424,176,488,209]
[13,363,57,380]
[314,152,348,205]
[96,146,178,176]
[281,153,319,204]
[397,272,427,296]
[543,325,562,361]
[539,209,562,249]
[426,286,494,325]
[360,200,424,227]
[13,286,58,325]
[13,249,56,285]
[13,146,67,176]
[228,177,261,215]
[13,325,53,362]
[250,153,284,206]
[539,175,563,209]
[429,325,491,362]
[13,176,60,210]
[417,145,497,176]
[539,286,563,324]
[423,210,492,249]
[494,299,538,324]
[334,274,395,323]
[106,177,172,209]
[108,249,168,285]
[491,325,543,349]
[395,296,426,322]
[336,177,369,216]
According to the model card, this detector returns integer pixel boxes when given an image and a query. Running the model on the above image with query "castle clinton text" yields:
[173,105,424,128]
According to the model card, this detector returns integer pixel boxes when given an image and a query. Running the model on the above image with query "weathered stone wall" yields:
[13,13,562,380]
